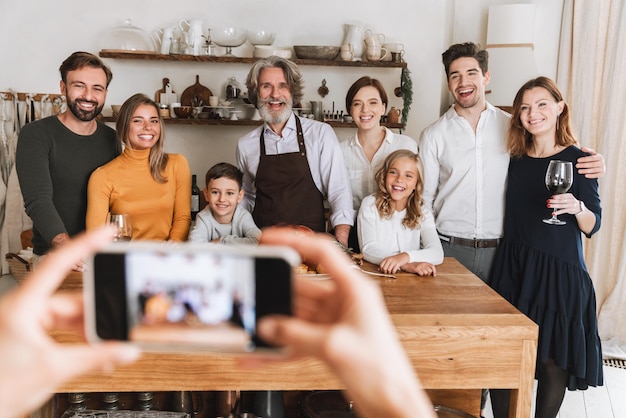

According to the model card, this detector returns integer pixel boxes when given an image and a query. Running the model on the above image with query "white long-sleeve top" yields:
[340,127,417,212]
[357,195,443,265]
[418,103,510,239]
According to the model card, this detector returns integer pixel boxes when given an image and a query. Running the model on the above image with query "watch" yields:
[575,201,586,216]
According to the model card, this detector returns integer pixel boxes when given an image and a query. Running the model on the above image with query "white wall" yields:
[0,0,561,179]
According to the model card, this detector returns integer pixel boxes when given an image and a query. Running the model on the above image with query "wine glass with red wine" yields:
[107,213,132,241]
[542,160,573,225]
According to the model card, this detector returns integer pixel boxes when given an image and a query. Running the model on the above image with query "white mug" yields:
[209,96,219,107]
[169,102,181,119]
[366,46,388,62]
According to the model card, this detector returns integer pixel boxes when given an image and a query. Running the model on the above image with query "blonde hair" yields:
[374,149,425,229]
[507,76,578,157]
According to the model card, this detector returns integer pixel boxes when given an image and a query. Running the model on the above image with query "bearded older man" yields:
[236,56,354,246]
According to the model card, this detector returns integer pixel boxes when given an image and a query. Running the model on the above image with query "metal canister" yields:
[159,103,171,118]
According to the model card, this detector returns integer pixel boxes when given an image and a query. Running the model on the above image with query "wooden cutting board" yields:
[180,75,213,107]
[154,77,177,105]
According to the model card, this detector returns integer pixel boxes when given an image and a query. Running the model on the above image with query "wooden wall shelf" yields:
[98,50,408,68]
[101,116,404,130]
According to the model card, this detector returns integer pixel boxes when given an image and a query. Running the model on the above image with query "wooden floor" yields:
[483,362,626,418]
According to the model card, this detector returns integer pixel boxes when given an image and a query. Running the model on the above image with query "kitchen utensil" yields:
[212,27,248,56]
[154,77,176,105]
[180,75,212,107]
[293,45,340,60]
[352,265,397,279]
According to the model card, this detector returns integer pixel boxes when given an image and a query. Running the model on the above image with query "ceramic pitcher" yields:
[179,19,204,55]
[154,26,175,54]
[342,23,365,61]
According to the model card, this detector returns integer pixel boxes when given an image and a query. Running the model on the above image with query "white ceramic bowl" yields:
[253,46,292,59]
[248,30,276,46]
[212,27,248,47]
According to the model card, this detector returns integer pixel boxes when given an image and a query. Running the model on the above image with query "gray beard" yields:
[258,99,293,125]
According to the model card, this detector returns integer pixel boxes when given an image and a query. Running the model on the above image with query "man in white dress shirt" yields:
[237,56,354,246]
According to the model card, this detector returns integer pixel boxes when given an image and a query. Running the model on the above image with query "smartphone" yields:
[84,242,299,353]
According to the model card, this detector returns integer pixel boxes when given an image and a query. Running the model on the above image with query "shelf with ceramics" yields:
[100,115,404,129]
[98,50,407,68]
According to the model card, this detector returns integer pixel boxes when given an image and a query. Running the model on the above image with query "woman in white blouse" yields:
[340,76,417,250]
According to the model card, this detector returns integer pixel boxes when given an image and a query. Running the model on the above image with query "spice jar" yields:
[159,103,171,118]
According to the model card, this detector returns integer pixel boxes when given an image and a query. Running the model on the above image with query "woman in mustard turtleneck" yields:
[86,93,191,241]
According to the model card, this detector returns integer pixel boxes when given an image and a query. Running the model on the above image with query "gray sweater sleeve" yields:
[16,120,69,244]
[220,206,261,245]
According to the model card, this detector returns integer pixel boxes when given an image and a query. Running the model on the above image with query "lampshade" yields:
[486,4,535,47]
[485,4,538,106]
[486,46,538,106]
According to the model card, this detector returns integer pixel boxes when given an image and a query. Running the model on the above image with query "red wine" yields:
[547,182,571,194]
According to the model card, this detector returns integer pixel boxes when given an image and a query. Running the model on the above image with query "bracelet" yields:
[575,201,586,216]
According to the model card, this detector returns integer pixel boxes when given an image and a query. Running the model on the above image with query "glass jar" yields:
[225,77,243,100]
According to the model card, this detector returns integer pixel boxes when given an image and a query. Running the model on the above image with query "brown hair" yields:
[59,51,113,87]
[507,76,577,157]
[116,93,169,183]
[205,162,243,189]
[442,42,489,80]
[374,149,425,229]
[345,76,388,112]
[245,56,304,108]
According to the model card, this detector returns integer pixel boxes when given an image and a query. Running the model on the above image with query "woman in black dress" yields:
[488,77,602,418]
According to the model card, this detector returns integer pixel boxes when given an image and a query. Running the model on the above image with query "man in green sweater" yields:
[16,51,119,270]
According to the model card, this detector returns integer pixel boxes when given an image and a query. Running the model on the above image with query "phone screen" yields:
[91,246,293,352]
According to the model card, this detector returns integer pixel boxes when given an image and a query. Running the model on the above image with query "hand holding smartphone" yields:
[84,242,299,353]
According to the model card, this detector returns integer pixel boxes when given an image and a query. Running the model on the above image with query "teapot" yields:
[387,107,401,124]
[179,19,204,55]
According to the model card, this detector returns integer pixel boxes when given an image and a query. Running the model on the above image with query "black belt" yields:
[439,234,500,249]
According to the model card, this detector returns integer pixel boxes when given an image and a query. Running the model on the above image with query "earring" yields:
[556,117,560,131]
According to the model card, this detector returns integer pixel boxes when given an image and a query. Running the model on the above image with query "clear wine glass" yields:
[542,160,573,225]
[107,213,132,241]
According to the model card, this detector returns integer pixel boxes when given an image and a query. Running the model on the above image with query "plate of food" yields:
[295,263,332,280]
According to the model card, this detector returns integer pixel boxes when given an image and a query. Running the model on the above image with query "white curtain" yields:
[557,0,626,359]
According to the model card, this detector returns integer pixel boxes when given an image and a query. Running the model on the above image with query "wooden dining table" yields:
[16,256,538,418]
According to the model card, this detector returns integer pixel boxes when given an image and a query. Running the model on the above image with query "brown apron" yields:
[252,116,326,232]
